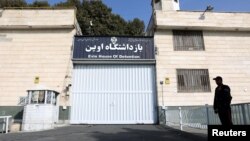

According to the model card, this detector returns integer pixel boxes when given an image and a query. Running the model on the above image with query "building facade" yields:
[1,0,250,132]
[148,0,250,106]
[0,8,80,131]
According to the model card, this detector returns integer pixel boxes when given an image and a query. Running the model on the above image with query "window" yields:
[29,90,57,105]
[46,91,52,104]
[46,91,56,105]
[173,30,205,51]
[30,91,45,104]
[38,91,45,104]
[177,69,211,92]
[31,91,39,104]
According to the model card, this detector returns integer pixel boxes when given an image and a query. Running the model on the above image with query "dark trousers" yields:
[218,107,233,126]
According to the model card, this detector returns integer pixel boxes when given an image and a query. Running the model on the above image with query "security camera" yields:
[206,5,214,11]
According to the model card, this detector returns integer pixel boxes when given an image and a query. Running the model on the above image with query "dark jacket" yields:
[213,85,232,110]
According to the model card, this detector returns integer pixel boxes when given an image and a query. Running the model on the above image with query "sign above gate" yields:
[73,36,154,60]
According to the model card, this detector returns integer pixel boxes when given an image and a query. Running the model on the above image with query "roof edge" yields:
[2,7,76,10]
[176,10,250,14]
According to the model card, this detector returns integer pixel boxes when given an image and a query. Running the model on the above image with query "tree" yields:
[1,0,145,36]
[0,0,50,8]
[29,1,50,7]
[55,0,145,36]
[0,0,27,8]
[77,1,128,35]
[55,0,81,9]
[126,18,145,36]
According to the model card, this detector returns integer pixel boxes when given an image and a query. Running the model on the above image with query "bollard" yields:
[179,107,183,131]
[6,117,9,134]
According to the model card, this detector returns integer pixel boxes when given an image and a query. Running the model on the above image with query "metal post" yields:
[205,104,210,126]
[45,90,48,104]
[165,107,168,125]
[163,107,167,125]
[179,107,183,131]
[162,85,164,107]
[160,81,164,108]
[5,117,9,134]
[28,91,32,104]
[50,92,52,104]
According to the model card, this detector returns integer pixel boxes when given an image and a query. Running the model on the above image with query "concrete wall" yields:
[155,11,250,31]
[155,30,250,106]
[0,29,75,106]
[152,4,250,106]
[0,9,75,29]
[0,9,76,106]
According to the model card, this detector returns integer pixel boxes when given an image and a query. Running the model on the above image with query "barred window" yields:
[173,30,205,51]
[177,69,211,93]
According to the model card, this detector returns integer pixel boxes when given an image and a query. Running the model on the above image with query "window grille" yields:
[173,30,205,51]
[177,69,211,92]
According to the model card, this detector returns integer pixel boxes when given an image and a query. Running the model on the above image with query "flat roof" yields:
[1,7,76,10]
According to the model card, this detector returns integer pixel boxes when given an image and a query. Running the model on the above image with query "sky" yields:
[26,0,250,27]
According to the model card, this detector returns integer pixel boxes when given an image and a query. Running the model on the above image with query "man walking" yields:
[213,76,233,126]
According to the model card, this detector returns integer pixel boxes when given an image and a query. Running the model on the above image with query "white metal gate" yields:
[70,65,156,124]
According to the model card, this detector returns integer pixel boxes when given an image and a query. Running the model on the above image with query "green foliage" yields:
[126,18,145,36]
[55,0,81,8]
[77,1,128,35]
[0,0,145,36]
[29,1,50,7]
[0,0,27,8]
[0,0,49,8]
[75,1,145,35]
